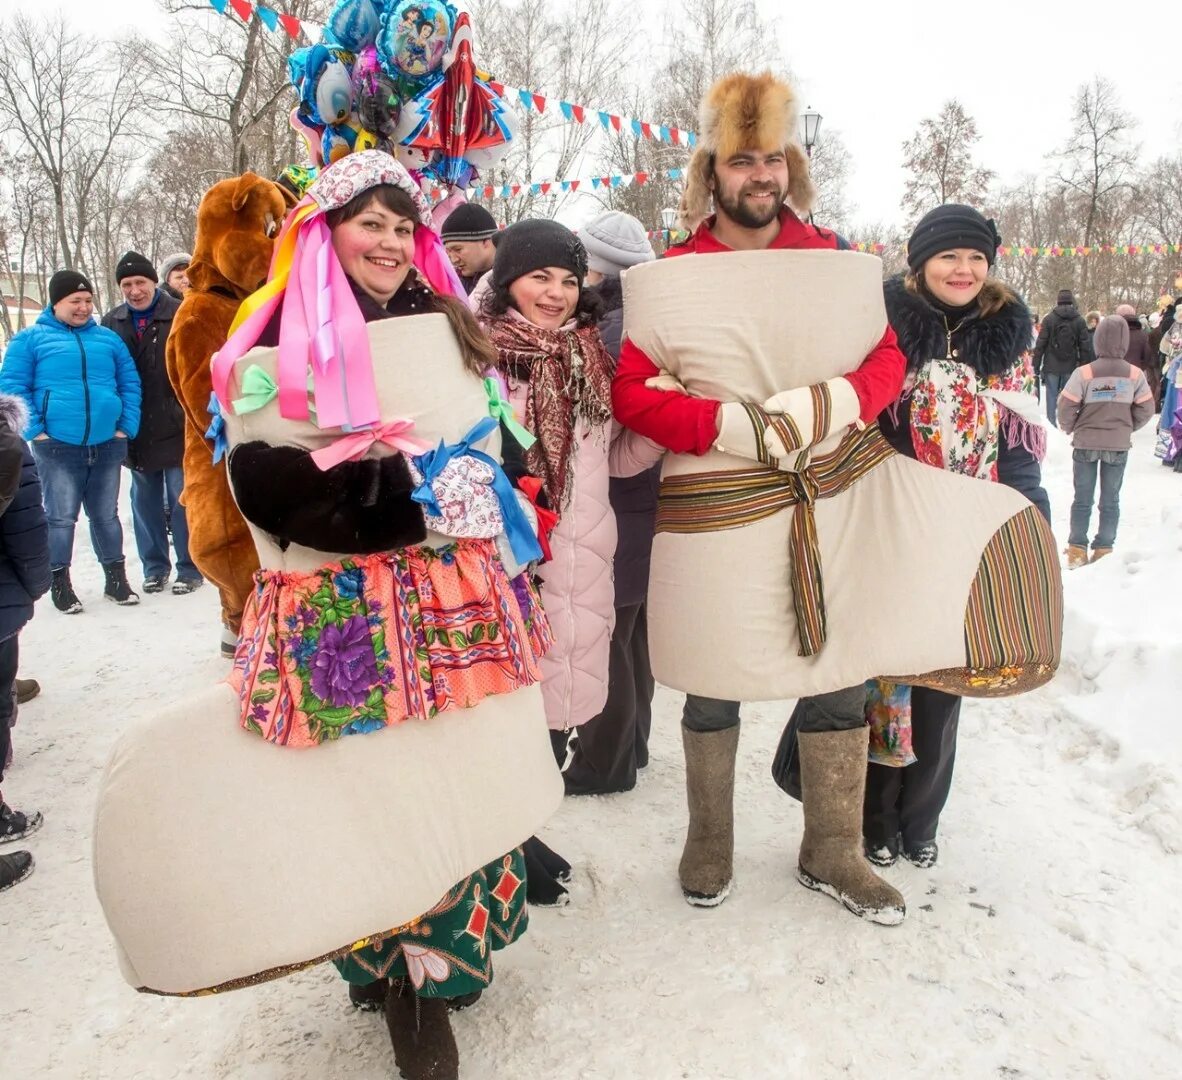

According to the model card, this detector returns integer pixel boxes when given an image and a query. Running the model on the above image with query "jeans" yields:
[1068,449,1128,549]
[0,633,17,785]
[1043,372,1068,426]
[130,466,198,580]
[31,437,127,570]
[683,685,866,735]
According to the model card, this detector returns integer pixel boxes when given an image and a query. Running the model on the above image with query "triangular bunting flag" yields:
[530,183,541,195]
[570,180,580,192]
[255,4,279,30]
[610,115,621,132]
[519,89,534,110]
[635,172,648,186]
[532,94,546,113]
[598,112,611,130]
[591,178,601,189]
[641,122,652,139]
[540,182,551,195]
[483,186,495,198]
[560,181,570,192]
[511,184,521,196]
[228,0,252,22]
[278,12,301,35]
[631,119,643,137]
[560,102,573,121]
[208,0,228,13]
[659,126,670,143]
[572,106,585,124]
[669,127,680,145]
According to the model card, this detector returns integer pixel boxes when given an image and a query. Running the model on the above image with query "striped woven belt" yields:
[655,423,894,657]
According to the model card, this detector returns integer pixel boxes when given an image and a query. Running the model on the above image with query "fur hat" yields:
[678,71,815,232]
[158,252,192,282]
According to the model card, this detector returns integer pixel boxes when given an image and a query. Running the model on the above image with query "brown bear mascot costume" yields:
[166,173,292,648]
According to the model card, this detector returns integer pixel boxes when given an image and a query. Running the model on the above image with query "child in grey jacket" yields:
[1058,314,1155,566]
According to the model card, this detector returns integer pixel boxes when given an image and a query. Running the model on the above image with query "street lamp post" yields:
[800,108,822,159]
[660,207,679,250]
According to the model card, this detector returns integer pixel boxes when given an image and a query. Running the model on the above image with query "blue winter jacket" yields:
[0,394,51,640]
[0,309,141,445]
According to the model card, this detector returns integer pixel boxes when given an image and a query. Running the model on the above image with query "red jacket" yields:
[612,210,907,455]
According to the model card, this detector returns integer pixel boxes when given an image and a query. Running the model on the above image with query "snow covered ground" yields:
[3,424,1179,1079]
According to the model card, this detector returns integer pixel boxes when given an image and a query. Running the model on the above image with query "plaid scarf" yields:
[486,313,614,510]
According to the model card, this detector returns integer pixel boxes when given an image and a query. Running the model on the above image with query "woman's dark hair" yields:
[481,281,603,328]
[325,184,496,376]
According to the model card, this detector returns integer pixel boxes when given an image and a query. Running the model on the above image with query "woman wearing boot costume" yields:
[481,219,660,903]
[93,152,562,1080]
[864,205,1049,868]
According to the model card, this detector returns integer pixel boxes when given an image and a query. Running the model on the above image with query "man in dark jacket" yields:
[562,211,658,796]
[0,392,51,891]
[103,252,202,595]
[1033,288,1094,426]
[1118,303,1161,410]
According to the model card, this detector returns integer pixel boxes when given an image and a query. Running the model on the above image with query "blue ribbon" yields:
[205,391,228,464]
[411,417,542,567]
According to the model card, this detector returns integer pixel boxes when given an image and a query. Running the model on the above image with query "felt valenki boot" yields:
[797,726,906,926]
[384,979,459,1080]
[679,725,739,907]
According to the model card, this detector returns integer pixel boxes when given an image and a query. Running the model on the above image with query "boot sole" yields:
[682,879,732,908]
[55,604,83,614]
[796,865,906,926]
[104,595,140,606]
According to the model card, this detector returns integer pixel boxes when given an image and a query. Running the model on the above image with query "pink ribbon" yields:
[309,418,430,471]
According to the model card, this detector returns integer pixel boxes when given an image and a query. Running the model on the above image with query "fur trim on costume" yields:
[884,275,1032,378]
[0,393,29,437]
[679,71,816,232]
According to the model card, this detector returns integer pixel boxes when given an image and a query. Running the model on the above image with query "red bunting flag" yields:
[540,182,551,195]
[489,81,505,96]
[228,0,252,21]
[572,105,585,124]
[640,122,652,139]
[532,94,546,113]
[635,172,648,186]
[570,180,580,192]
[278,12,301,36]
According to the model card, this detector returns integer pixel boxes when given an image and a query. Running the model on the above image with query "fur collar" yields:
[0,393,29,436]
[884,274,1031,377]
[593,275,623,314]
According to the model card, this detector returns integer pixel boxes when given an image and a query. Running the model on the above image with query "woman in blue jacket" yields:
[0,271,142,612]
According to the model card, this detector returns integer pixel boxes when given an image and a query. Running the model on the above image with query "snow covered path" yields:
[3,426,1179,1079]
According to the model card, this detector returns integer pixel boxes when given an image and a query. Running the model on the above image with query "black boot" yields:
[523,836,570,907]
[348,977,390,1012]
[102,560,140,606]
[0,850,33,892]
[51,568,83,614]
[384,979,459,1080]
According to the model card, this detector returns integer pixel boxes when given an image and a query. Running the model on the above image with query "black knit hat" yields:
[48,270,94,306]
[492,219,587,290]
[906,204,1001,273]
[115,250,158,284]
[440,203,498,243]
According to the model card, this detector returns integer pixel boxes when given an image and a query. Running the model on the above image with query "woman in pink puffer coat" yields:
[483,219,658,904]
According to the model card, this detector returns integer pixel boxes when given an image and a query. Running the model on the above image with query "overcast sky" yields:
[35,0,1182,234]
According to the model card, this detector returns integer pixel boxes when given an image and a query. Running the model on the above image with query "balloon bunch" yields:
[287,0,514,190]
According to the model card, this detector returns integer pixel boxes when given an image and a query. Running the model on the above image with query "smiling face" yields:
[712,149,789,230]
[922,248,989,307]
[508,266,580,330]
[54,291,94,327]
[120,275,156,311]
[330,195,417,305]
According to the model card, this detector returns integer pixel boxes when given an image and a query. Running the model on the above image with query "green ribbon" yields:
[484,376,536,449]
[232,365,279,415]
[233,364,315,416]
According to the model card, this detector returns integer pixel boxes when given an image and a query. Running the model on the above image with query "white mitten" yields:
[714,401,775,464]
[762,377,861,460]
[645,372,691,395]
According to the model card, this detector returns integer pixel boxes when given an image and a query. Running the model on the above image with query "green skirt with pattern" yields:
[333,848,528,999]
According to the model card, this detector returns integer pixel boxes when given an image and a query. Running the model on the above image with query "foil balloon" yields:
[323,0,383,52]
[378,0,455,82]
[394,12,513,186]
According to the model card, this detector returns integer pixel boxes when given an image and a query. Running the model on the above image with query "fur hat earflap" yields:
[678,71,815,231]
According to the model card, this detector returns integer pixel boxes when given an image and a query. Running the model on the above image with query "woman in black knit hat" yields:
[857,204,1050,869]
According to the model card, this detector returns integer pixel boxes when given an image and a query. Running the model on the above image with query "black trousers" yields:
[0,633,19,786]
[863,687,962,846]
[562,602,655,792]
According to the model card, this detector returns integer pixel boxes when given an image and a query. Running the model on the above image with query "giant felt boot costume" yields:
[679,726,739,906]
[797,726,905,925]
[385,980,459,1080]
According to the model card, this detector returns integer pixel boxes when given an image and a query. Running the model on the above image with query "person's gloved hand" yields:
[645,371,691,394]
[762,377,861,460]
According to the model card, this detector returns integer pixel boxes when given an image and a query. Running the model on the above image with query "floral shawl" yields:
[485,311,614,510]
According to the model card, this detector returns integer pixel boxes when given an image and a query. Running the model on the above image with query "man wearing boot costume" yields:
[165,173,291,654]
[614,72,910,924]
[613,72,1062,925]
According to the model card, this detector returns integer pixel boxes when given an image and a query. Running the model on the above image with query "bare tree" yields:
[1053,76,1137,300]
[808,130,852,234]
[0,14,147,271]
[470,0,629,222]
[146,0,318,177]
[900,99,995,220]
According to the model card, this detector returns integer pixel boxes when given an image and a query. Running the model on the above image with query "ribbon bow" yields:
[516,475,558,561]
[309,418,430,471]
[412,417,542,567]
[483,376,536,449]
[205,391,228,464]
[232,365,279,415]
